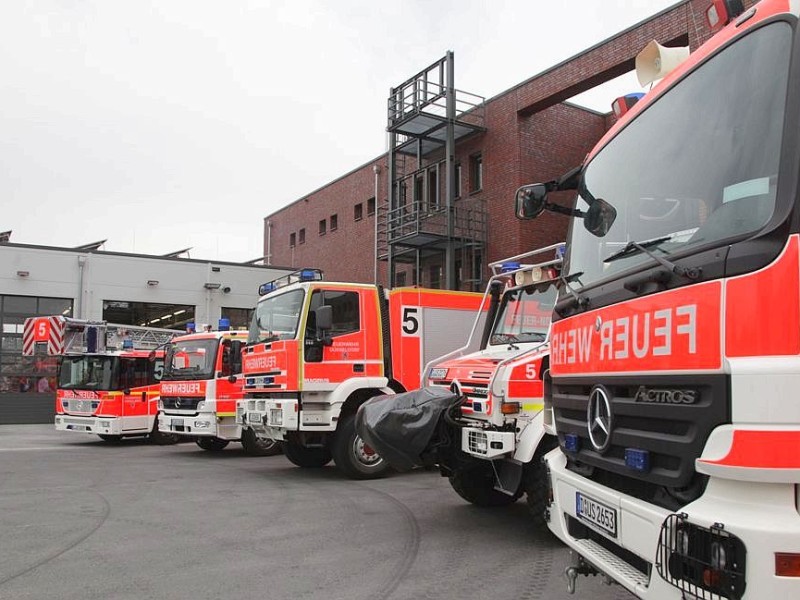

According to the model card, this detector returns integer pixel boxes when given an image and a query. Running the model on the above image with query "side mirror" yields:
[123,388,131,395]
[228,374,238,384]
[515,184,548,220]
[315,305,333,331]
[584,198,617,237]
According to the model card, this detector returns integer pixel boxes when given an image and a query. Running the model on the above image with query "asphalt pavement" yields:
[0,425,635,600]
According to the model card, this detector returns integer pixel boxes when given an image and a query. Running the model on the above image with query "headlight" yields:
[193,420,211,429]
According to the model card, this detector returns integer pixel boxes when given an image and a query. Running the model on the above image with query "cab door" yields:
[120,357,150,431]
[302,288,371,388]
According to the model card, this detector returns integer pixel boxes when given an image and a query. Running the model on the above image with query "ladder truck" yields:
[157,323,281,456]
[23,315,178,443]
[236,268,485,479]
[517,0,800,596]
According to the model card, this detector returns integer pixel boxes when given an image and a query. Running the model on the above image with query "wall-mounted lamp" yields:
[203,282,221,290]
[147,280,159,287]
[16,270,29,278]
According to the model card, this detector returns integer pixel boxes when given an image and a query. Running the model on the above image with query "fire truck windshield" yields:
[58,355,118,390]
[162,339,218,381]
[565,22,790,290]
[490,284,557,346]
[248,289,304,344]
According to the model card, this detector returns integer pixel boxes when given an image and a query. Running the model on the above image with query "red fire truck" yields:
[518,0,800,596]
[23,315,178,443]
[423,245,560,518]
[237,268,485,479]
[157,324,280,455]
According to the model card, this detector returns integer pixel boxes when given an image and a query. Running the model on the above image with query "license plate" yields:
[576,492,617,538]
[248,412,262,425]
[172,418,184,428]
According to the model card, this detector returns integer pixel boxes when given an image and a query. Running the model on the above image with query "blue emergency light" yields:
[564,433,580,453]
[612,93,645,119]
[258,282,277,296]
[218,318,230,331]
[500,261,521,273]
[625,448,650,472]
[299,269,319,281]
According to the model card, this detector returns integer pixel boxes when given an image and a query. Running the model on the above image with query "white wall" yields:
[0,243,293,324]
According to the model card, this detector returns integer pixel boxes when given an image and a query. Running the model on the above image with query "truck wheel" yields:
[448,463,521,507]
[331,415,391,480]
[240,428,282,457]
[148,420,180,445]
[98,434,123,443]
[283,440,332,468]
[195,437,230,452]
[524,436,559,527]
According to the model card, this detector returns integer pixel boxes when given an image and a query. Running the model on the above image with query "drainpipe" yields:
[266,220,272,265]
[373,164,380,284]
[77,255,87,318]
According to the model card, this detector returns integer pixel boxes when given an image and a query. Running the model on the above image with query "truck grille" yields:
[431,380,489,412]
[161,396,203,411]
[553,375,728,507]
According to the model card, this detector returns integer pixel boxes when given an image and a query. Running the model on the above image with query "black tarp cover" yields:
[356,387,458,472]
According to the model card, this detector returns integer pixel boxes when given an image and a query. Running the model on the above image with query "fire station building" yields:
[263,0,726,291]
[0,241,292,424]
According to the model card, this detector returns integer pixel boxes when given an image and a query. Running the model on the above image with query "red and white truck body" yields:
[518,1,800,596]
[237,268,484,478]
[423,246,561,512]
[157,328,278,454]
[23,315,175,441]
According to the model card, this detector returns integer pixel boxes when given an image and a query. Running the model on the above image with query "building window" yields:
[299,228,305,244]
[470,154,482,192]
[428,169,439,209]
[455,162,462,199]
[221,307,254,331]
[395,272,407,287]
[367,197,376,216]
[330,214,338,231]
[102,300,194,331]
[429,265,442,289]
[319,219,326,236]
[289,232,296,248]
[354,203,363,221]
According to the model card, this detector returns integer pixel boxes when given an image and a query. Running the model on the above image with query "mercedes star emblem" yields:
[587,385,613,453]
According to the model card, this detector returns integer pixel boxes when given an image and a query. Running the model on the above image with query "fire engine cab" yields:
[237,268,484,479]
[424,245,561,519]
[157,323,280,455]
[23,315,177,443]
[518,1,800,597]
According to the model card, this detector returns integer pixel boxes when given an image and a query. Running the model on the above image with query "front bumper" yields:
[236,399,298,441]
[55,415,122,435]
[460,426,515,459]
[158,412,240,439]
[546,449,800,598]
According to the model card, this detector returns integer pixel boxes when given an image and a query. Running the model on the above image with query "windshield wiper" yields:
[604,236,701,280]
[555,271,589,316]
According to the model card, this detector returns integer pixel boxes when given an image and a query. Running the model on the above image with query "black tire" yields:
[448,462,521,507]
[148,418,180,445]
[331,414,391,480]
[283,440,332,468]
[195,437,230,452]
[98,434,123,443]
[524,435,559,527]
[240,428,282,457]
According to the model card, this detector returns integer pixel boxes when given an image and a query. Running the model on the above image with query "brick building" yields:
[263,0,742,290]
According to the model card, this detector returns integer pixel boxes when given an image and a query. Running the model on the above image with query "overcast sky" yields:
[2,0,678,264]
